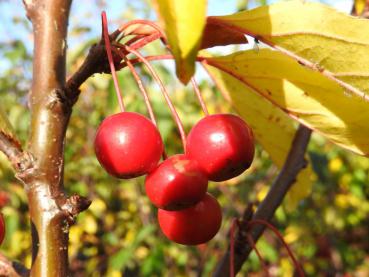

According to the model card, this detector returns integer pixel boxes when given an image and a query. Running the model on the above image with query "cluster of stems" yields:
[229,218,304,277]
[101,12,209,154]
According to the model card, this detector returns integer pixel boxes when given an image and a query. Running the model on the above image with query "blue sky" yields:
[0,0,353,44]
[0,0,353,74]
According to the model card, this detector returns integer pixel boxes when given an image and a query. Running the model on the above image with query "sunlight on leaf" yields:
[153,0,206,84]
[204,62,314,208]
[210,0,369,101]
[200,18,248,49]
[204,49,369,157]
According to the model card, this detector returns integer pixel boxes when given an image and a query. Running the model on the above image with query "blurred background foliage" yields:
[0,0,368,276]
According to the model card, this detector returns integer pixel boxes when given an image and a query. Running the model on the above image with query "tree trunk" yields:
[23,1,73,275]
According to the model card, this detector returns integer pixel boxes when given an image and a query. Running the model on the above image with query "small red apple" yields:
[186,114,254,181]
[145,154,208,210]
[94,112,164,178]
[158,193,222,245]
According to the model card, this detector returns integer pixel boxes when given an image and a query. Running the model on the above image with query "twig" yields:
[0,252,30,277]
[22,0,92,275]
[65,42,110,102]
[213,124,311,276]
[0,133,27,172]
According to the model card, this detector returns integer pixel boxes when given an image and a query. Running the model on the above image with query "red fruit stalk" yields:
[113,49,157,126]
[191,78,209,116]
[113,48,167,159]
[118,20,166,43]
[124,46,187,150]
[101,11,125,112]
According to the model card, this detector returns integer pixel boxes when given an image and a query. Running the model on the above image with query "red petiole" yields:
[191,78,209,116]
[229,217,305,277]
[125,46,187,151]
[101,11,125,112]
[112,47,168,160]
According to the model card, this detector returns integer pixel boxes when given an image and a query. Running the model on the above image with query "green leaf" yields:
[109,225,155,270]
[153,0,206,84]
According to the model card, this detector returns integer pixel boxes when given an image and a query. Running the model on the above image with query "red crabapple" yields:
[186,114,254,181]
[94,112,164,178]
[145,154,208,210]
[158,193,222,245]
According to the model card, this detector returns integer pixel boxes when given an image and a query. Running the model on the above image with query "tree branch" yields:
[64,29,149,101]
[22,0,92,276]
[65,32,124,104]
[65,42,110,102]
[213,124,312,277]
[0,253,30,277]
[0,133,32,173]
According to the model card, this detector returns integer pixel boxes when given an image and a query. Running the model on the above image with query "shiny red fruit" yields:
[145,154,208,210]
[94,112,164,179]
[0,213,5,245]
[158,193,222,245]
[186,114,254,182]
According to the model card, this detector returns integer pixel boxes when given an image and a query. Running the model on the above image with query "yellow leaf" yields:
[210,1,369,100]
[154,0,206,84]
[205,49,369,156]
[205,61,314,208]
[355,0,366,15]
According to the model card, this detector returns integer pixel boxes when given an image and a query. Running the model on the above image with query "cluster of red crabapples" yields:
[94,12,254,245]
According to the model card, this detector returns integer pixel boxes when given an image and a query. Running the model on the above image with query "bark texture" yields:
[22,1,90,275]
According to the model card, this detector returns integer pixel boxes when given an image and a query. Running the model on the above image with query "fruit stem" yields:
[113,49,157,125]
[191,78,209,116]
[248,219,305,276]
[117,54,207,71]
[245,233,270,276]
[230,219,269,277]
[113,48,168,160]
[118,20,166,39]
[114,32,162,54]
[101,11,125,112]
[125,46,187,151]
[229,218,237,277]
